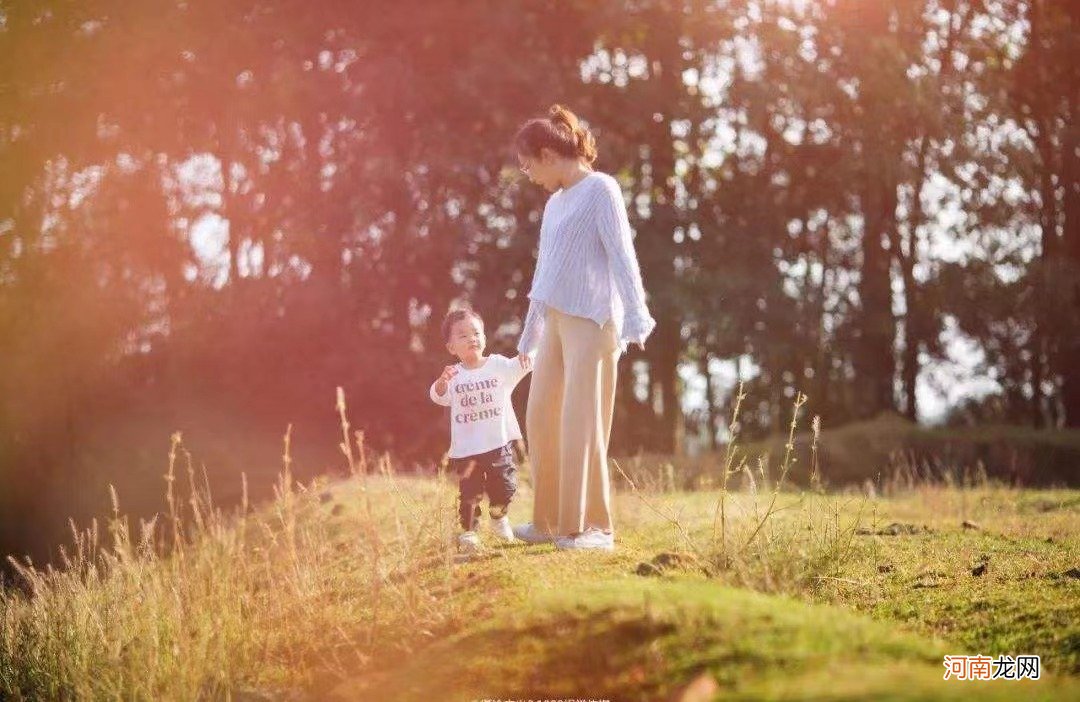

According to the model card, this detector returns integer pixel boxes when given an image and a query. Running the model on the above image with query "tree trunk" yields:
[649,319,682,455]
[1025,1,1057,428]
[1061,123,1080,425]
[703,352,719,450]
[1055,8,1080,426]
[851,4,899,420]
[896,138,930,422]
[855,165,898,418]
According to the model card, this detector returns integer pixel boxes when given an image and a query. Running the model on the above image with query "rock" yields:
[636,561,663,577]
[637,552,706,577]
[878,563,894,573]
[972,562,988,577]
[961,520,981,530]
[331,503,346,516]
[880,522,925,536]
[857,523,929,536]
[319,491,333,504]
[653,551,699,570]
[1064,567,1080,580]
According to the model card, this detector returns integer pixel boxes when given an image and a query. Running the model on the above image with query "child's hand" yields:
[516,353,532,372]
[434,365,458,396]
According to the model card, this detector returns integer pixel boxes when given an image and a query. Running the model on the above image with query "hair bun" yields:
[516,105,598,166]
[548,104,576,135]
[550,104,596,164]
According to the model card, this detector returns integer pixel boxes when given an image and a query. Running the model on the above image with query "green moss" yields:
[332,578,1074,701]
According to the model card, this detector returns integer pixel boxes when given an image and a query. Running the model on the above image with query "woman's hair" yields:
[514,104,598,165]
[441,305,484,342]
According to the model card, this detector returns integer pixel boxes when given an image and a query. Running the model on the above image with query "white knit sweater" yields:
[516,171,657,356]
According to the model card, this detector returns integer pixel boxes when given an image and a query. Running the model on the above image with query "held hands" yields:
[434,365,458,396]
[516,353,533,372]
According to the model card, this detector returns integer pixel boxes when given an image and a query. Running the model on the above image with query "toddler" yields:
[430,306,532,553]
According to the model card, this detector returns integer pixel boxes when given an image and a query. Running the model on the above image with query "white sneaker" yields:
[512,522,556,544]
[555,527,615,551]
[490,515,516,542]
[457,531,481,554]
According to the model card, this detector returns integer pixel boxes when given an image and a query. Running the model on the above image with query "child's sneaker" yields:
[457,531,481,554]
[554,527,614,551]
[512,522,556,544]
[490,515,516,542]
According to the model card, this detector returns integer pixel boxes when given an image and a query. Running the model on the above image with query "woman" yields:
[512,105,656,551]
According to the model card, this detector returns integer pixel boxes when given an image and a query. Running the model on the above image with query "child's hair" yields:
[515,104,598,165]
[441,306,484,342]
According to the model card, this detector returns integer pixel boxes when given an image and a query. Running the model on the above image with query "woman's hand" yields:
[626,314,656,348]
[516,353,533,372]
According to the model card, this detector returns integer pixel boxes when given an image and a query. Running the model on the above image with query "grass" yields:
[810,486,1080,673]
[631,413,1080,491]
[1,391,1078,700]
[339,577,1055,702]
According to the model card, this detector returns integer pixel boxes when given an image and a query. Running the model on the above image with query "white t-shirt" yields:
[429,354,530,458]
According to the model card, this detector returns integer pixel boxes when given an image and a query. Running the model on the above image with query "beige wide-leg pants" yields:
[526,307,621,537]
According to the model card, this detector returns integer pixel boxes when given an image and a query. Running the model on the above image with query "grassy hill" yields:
[621,413,1080,492]
[2,435,1077,700]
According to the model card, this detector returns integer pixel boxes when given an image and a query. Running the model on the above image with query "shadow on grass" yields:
[323,578,1078,702]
